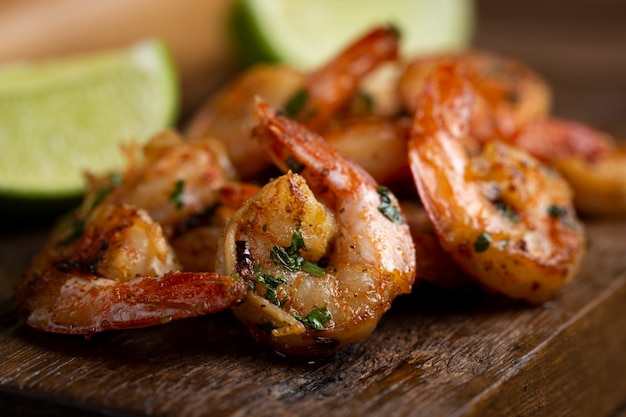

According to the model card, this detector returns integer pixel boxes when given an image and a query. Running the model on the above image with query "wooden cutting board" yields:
[1,221,625,417]
[1,0,626,416]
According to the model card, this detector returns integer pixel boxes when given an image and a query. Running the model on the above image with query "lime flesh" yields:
[0,40,178,199]
[232,0,474,70]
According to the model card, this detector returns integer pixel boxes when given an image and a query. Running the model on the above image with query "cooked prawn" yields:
[170,182,261,272]
[551,146,626,217]
[86,130,236,237]
[408,64,585,303]
[510,118,626,216]
[185,65,306,179]
[216,100,416,356]
[323,116,411,185]
[286,25,400,132]
[14,203,245,335]
[400,201,470,290]
[185,26,400,180]
[399,50,552,142]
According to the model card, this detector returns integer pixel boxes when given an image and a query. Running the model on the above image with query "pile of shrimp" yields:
[16,25,620,356]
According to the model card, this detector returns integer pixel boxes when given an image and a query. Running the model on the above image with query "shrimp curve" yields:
[408,64,586,303]
[216,99,416,356]
[399,50,552,143]
[14,203,245,335]
[512,118,626,217]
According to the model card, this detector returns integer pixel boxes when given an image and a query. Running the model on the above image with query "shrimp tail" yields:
[297,25,400,131]
[253,98,375,209]
[411,62,473,142]
[18,272,246,335]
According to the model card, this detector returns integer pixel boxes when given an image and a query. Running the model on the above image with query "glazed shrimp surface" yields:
[511,118,626,216]
[399,50,552,143]
[408,64,585,303]
[170,182,261,272]
[185,64,306,179]
[185,26,400,180]
[88,130,236,236]
[286,25,400,132]
[323,116,411,185]
[216,100,416,356]
[551,146,626,217]
[14,202,245,335]
[14,130,249,334]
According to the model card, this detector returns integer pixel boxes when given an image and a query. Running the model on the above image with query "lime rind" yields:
[0,39,179,199]
[232,0,474,70]
[230,0,283,68]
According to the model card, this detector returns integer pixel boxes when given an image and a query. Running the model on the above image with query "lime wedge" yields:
[0,39,178,200]
[231,0,474,69]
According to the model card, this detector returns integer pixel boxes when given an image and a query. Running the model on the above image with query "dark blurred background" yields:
[473,0,626,138]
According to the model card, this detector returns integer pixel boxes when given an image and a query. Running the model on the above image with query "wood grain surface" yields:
[2,0,626,416]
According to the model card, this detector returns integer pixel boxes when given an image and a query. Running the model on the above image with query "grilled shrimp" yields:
[511,118,626,216]
[552,146,626,217]
[408,64,585,303]
[285,25,400,132]
[324,116,411,185]
[88,130,236,236]
[185,26,400,180]
[401,53,626,217]
[14,203,245,335]
[15,130,249,334]
[170,182,261,272]
[400,201,470,290]
[399,50,552,142]
[185,65,306,179]
[216,100,416,356]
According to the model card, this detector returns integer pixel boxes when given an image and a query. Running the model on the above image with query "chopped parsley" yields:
[270,229,325,276]
[170,180,185,209]
[301,261,326,277]
[59,218,87,245]
[257,273,286,305]
[474,232,492,253]
[283,89,309,118]
[495,201,519,223]
[352,90,375,115]
[376,186,403,223]
[258,322,277,334]
[547,204,567,219]
[58,174,122,245]
[296,306,332,331]
[108,172,123,187]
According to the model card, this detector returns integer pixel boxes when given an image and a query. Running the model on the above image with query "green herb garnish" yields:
[58,175,121,244]
[296,306,332,331]
[170,179,185,209]
[283,89,309,118]
[302,261,326,277]
[59,218,87,245]
[495,201,519,223]
[474,232,492,253]
[258,322,277,334]
[547,204,567,218]
[270,229,325,276]
[376,186,403,223]
[352,90,375,115]
[257,273,286,305]
[108,172,123,187]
